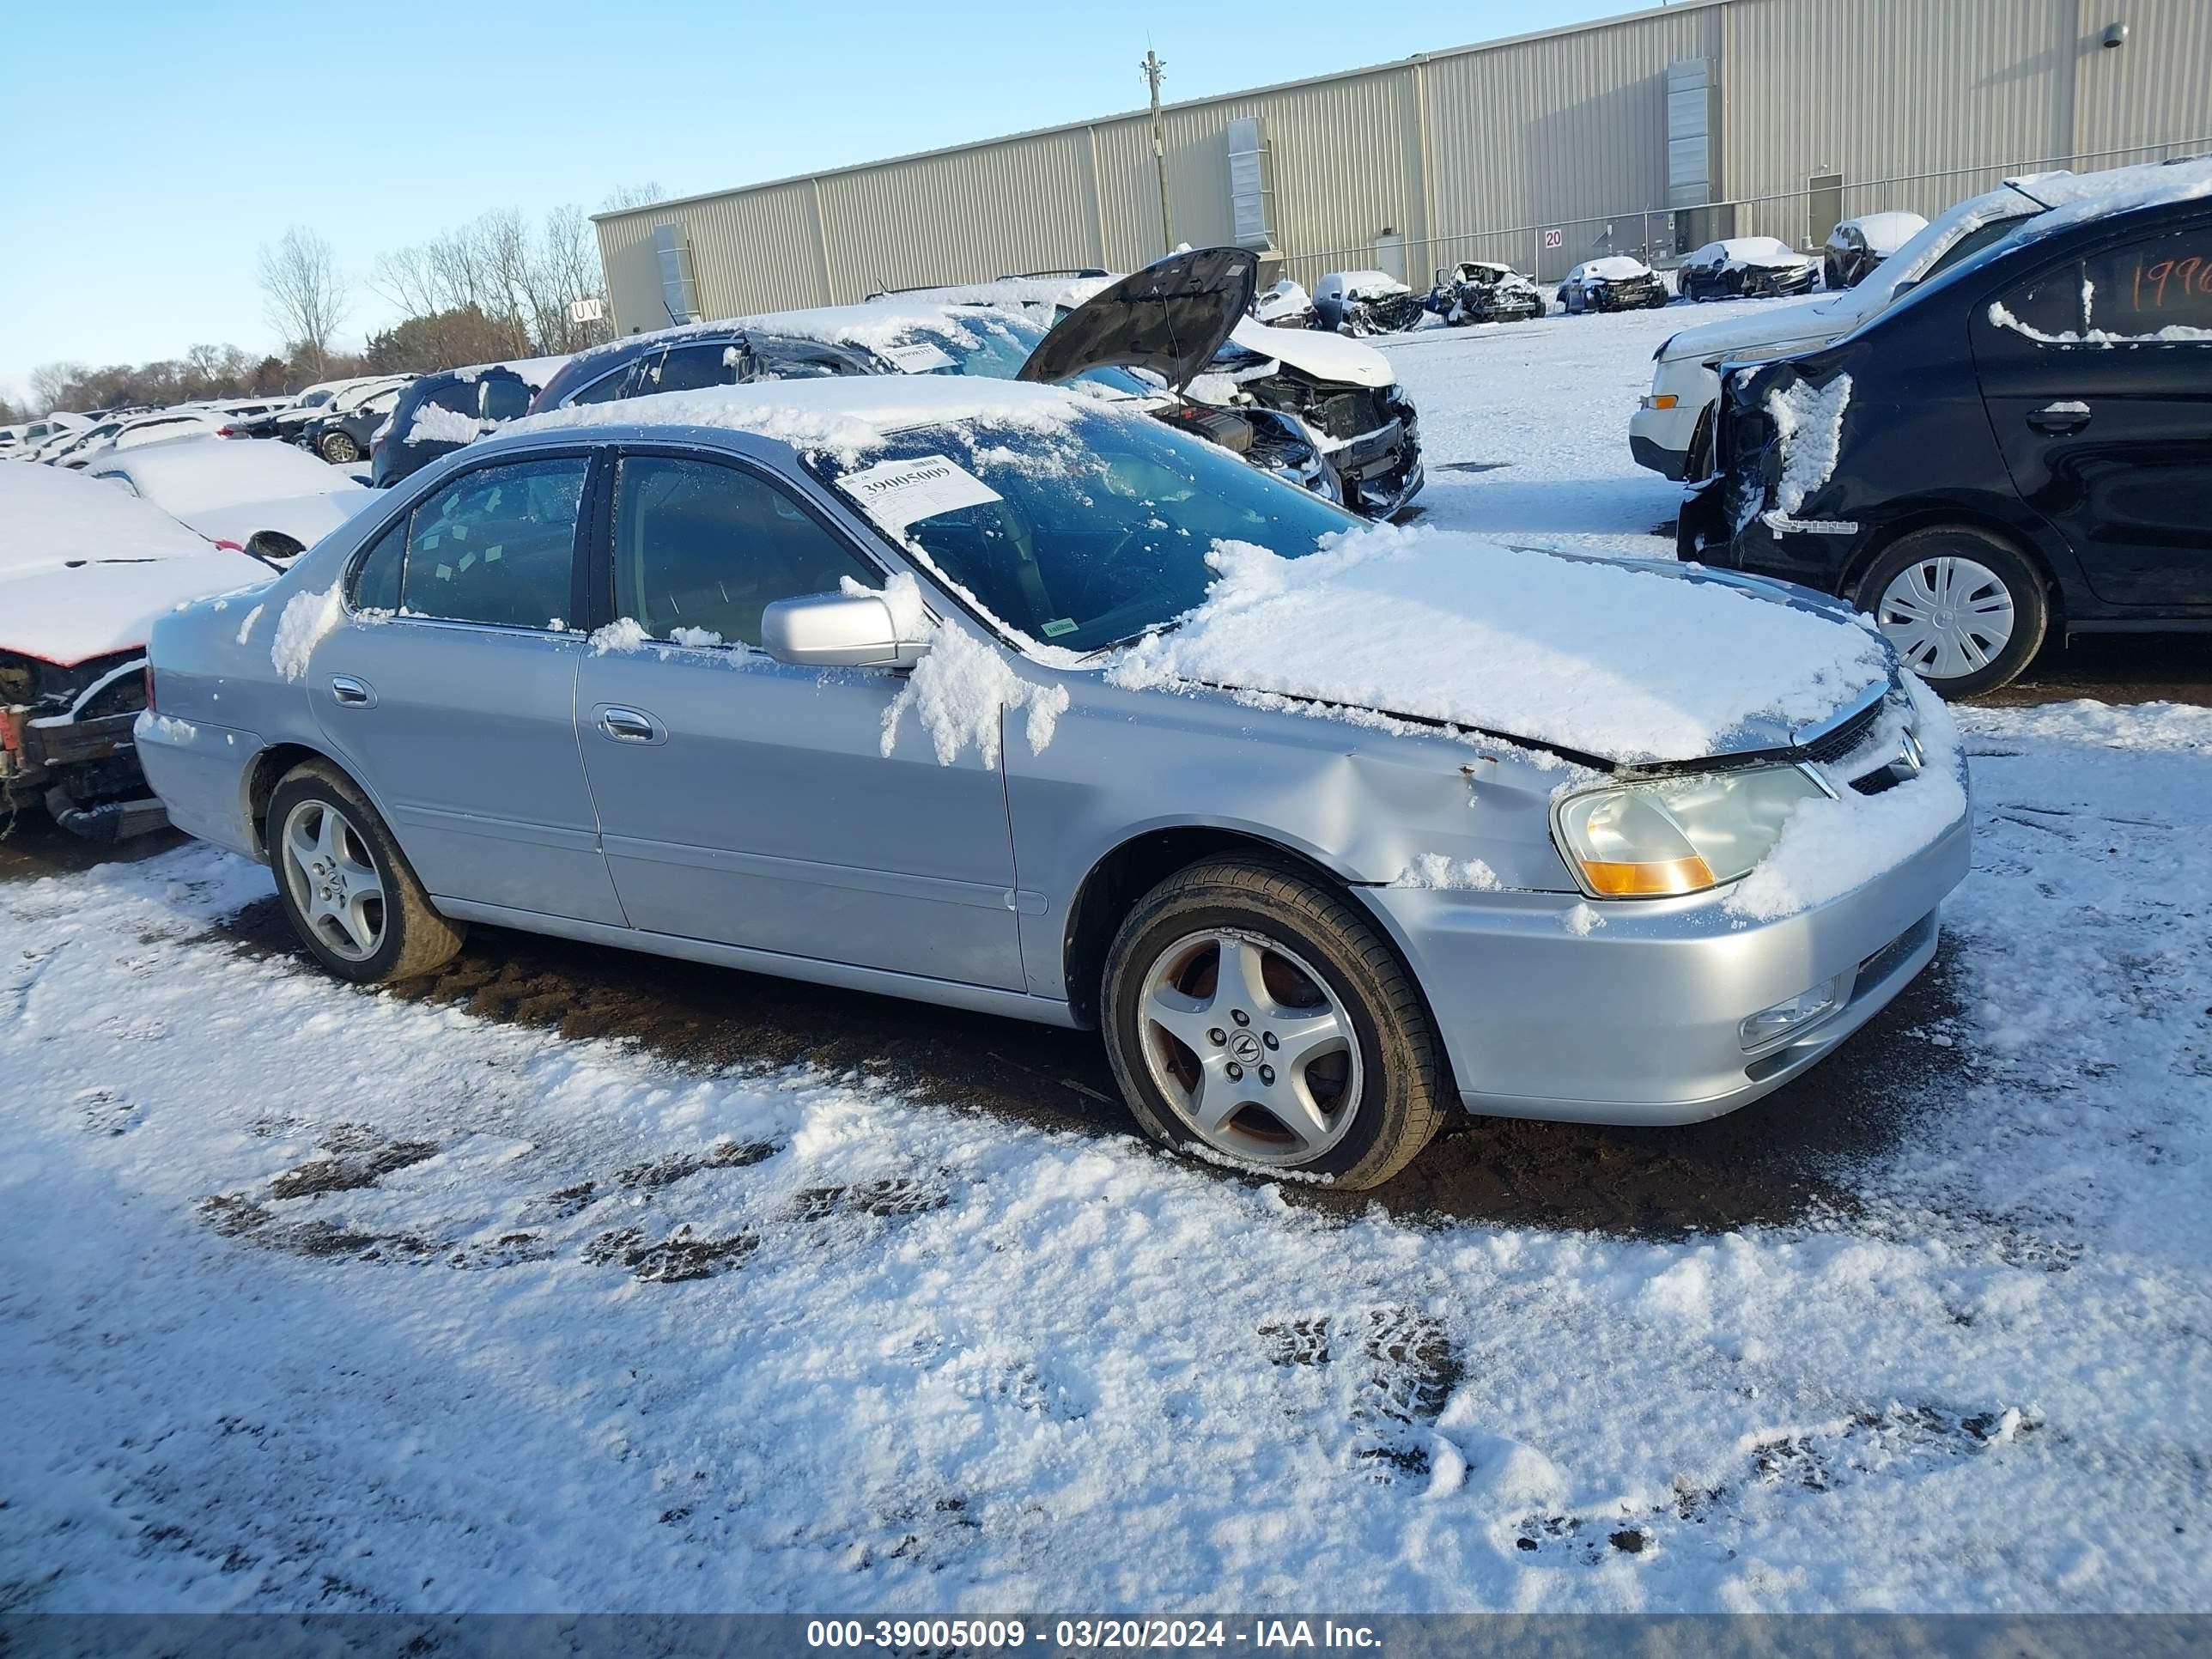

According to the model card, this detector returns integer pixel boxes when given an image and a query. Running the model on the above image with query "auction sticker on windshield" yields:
[878,341,957,374]
[840,454,1000,533]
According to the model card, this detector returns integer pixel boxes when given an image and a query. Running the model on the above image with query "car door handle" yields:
[329,675,376,708]
[597,706,662,744]
[2027,402,2091,434]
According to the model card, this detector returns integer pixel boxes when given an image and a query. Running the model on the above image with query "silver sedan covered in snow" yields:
[136,374,1969,1189]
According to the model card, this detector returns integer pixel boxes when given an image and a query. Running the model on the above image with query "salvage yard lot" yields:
[3,301,2208,1613]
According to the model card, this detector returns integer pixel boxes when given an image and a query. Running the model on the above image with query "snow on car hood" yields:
[0,551,270,665]
[1,459,211,578]
[1655,295,1861,362]
[173,488,375,552]
[1576,257,1651,282]
[1106,526,1892,764]
[1224,317,1394,387]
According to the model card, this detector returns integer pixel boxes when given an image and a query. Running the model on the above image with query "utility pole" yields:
[1142,49,1173,256]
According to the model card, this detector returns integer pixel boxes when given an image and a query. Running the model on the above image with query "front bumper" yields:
[1330,416,1424,519]
[1364,794,1970,1125]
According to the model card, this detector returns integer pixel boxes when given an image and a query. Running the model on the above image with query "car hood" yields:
[1222,317,1395,388]
[1104,529,1893,766]
[1656,295,1863,362]
[0,551,270,666]
[173,488,376,550]
[1018,247,1258,394]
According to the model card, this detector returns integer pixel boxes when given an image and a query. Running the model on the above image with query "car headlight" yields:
[1553,764,1829,897]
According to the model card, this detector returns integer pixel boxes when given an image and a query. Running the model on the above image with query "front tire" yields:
[1856,526,2050,696]
[319,430,361,465]
[1101,858,1449,1190]
[267,761,465,982]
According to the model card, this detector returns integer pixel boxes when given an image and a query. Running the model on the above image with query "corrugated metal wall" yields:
[595,0,2212,333]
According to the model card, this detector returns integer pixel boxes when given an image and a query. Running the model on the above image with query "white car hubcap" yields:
[281,799,386,962]
[1877,556,2015,683]
[1137,928,1363,1165]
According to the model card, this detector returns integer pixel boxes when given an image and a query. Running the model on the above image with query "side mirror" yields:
[1888,276,1920,299]
[761,590,929,669]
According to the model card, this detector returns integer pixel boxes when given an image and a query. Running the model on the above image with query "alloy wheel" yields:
[280,799,386,962]
[1875,555,2016,682]
[1135,928,1363,1165]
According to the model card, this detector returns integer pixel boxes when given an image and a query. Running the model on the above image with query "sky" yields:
[0,0,1640,409]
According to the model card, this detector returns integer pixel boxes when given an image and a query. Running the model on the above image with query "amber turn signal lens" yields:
[1646,394,1678,409]
[1577,856,1717,896]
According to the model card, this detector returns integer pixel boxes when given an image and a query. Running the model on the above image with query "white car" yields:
[58,409,236,470]
[1626,162,2186,481]
[0,462,264,837]
[1674,237,1820,301]
[1555,255,1669,313]
[87,435,375,560]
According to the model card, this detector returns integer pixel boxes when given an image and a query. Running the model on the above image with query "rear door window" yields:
[2081,227,2212,338]
[611,455,879,647]
[398,456,592,630]
[643,343,740,394]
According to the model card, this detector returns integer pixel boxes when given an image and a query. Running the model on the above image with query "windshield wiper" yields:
[1081,617,1186,659]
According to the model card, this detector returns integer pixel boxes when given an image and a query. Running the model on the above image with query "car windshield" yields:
[810,406,1360,653]
[896,313,1155,398]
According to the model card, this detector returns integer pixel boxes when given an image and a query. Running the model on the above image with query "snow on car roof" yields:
[1834,210,1928,250]
[0,458,212,577]
[2003,153,2212,238]
[1109,524,1892,765]
[90,435,362,517]
[507,372,1096,462]
[1720,237,1802,258]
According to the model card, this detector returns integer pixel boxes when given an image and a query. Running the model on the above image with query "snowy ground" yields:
[4,302,2209,1615]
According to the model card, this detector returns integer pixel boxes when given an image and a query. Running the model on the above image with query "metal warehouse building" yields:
[593,0,2210,333]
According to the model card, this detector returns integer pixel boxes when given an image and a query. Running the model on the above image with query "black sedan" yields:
[1682,173,2212,696]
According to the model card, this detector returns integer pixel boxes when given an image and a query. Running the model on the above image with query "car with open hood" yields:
[136,372,1966,1190]
[2,461,270,838]
[1424,260,1545,325]
[1311,270,1426,335]
[1822,211,1929,290]
[529,249,1413,515]
[1624,162,2210,482]
[1680,167,2212,696]
[1677,237,1820,302]
[1556,255,1669,313]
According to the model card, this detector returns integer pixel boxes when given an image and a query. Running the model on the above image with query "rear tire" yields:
[319,431,361,465]
[267,760,465,982]
[1101,857,1449,1191]
[1856,526,2050,697]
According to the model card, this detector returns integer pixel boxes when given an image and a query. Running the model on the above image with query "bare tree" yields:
[258,227,348,379]
[599,180,665,213]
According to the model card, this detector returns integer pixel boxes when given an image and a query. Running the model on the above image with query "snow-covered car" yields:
[138,372,1967,1189]
[1677,238,1820,301]
[1556,256,1669,313]
[1,462,266,838]
[1251,278,1316,328]
[1424,260,1544,325]
[1312,270,1426,335]
[529,252,1358,512]
[1628,158,2212,481]
[9,413,90,459]
[1823,211,1929,289]
[88,436,376,561]
[58,409,237,470]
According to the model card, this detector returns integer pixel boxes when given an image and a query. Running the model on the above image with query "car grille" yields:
[1798,699,1882,767]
